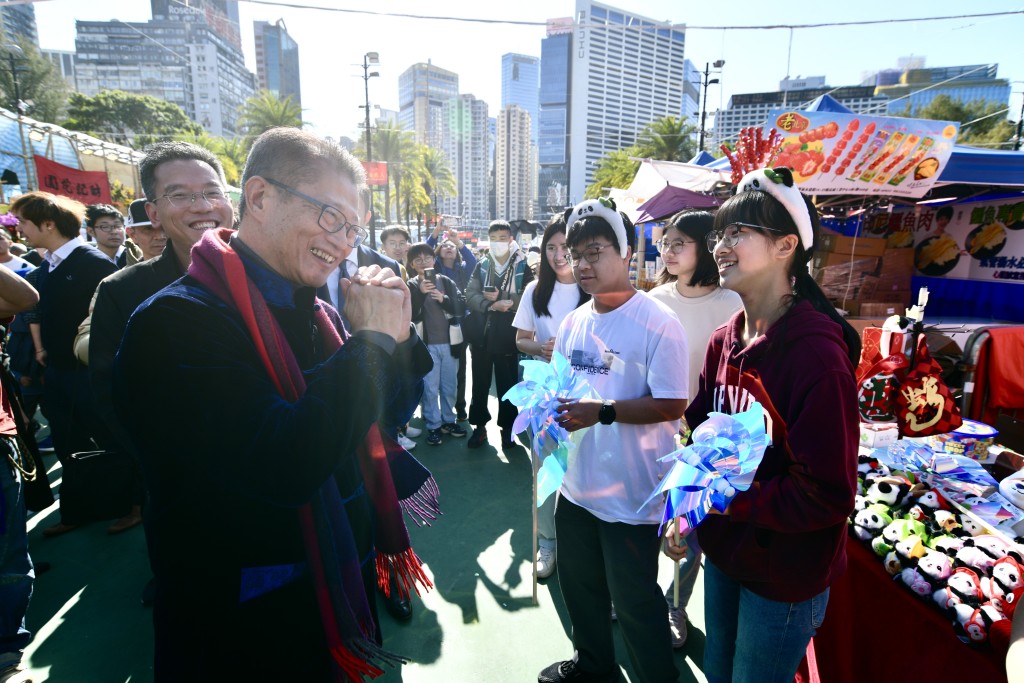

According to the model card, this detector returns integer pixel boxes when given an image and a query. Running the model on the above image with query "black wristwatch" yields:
[598,400,616,425]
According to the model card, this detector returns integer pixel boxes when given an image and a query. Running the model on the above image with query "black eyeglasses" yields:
[706,222,785,253]
[92,222,125,233]
[263,177,367,246]
[656,238,696,255]
[154,189,228,207]
[566,243,614,267]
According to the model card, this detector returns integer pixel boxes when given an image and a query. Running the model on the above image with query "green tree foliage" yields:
[236,90,303,147]
[899,94,1016,149]
[637,116,698,162]
[363,121,415,224]
[173,129,241,186]
[63,90,201,148]
[418,146,457,218]
[585,147,641,199]
[0,39,70,123]
[585,116,699,198]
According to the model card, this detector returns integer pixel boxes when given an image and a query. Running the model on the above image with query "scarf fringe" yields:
[399,475,441,527]
[375,547,434,600]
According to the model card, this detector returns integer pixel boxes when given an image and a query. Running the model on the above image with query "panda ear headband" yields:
[736,167,814,251]
[564,197,629,258]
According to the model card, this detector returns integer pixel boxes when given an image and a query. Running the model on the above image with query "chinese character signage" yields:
[867,198,1024,283]
[766,110,959,198]
[362,161,388,187]
[34,155,112,204]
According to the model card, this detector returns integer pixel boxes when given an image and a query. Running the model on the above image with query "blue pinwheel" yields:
[502,351,599,505]
[641,403,771,534]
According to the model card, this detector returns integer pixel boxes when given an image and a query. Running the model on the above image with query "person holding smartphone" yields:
[407,242,467,446]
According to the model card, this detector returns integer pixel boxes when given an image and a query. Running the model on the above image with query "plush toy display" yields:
[847,462,1024,647]
[901,550,952,597]
[934,567,984,610]
[999,469,1024,511]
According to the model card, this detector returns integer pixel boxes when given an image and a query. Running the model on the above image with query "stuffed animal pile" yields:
[852,454,1024,653]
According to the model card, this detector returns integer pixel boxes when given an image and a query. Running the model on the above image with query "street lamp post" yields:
[699,60,725,152]
[362,51,379,247]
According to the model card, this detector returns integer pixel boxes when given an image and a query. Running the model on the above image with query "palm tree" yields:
[418,146,456,222]
[236,91,303,148]
[586,147,641,199]
[369,121,416,224]
[173,130,240,185]
[637,116,697,162]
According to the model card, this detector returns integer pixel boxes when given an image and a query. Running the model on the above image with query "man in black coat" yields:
[89,142,234,536]
[10,192,116,536]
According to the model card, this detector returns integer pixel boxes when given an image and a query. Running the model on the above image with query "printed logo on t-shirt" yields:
[570,348,611,375]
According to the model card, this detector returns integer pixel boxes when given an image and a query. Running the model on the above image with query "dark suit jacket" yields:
[89,244,186,448]
[315,245,402,311]
[35,244,117,371]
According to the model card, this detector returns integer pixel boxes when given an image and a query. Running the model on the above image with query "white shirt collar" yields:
[44,236,84,268]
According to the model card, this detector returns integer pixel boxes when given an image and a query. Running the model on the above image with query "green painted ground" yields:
[22,396,708,682]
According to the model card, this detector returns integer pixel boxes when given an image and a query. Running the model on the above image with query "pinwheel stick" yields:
[673,520,681,609]
[532,446,539,606]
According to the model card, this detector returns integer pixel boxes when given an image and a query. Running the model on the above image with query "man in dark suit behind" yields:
[89,142,234,537]
[10,192,117,537]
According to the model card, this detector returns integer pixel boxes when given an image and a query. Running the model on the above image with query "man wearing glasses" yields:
[540,198,688,683]
[113,128,431,679]
[85,204,129,267]
[88,142,234,542]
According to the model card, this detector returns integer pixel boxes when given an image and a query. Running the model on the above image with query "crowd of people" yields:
[0,128,865,683]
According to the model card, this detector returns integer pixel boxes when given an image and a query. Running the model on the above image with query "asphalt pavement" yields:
[22,393,709,682]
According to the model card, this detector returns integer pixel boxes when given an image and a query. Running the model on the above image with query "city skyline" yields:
[30,1,1024,145]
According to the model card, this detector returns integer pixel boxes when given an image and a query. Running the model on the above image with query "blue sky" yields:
[32,0,1024,141]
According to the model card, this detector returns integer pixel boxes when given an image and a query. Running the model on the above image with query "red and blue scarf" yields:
[189,228,437,681]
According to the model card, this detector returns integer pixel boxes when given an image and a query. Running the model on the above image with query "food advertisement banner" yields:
[766,110,959,198]
[861,197,1024,283]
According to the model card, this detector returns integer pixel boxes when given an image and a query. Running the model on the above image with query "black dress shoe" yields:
[381,587,413,621]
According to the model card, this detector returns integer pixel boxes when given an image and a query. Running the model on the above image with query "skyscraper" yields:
[442,94,489,228]
[567,0,687,203]
[151,0,241,51]
[398,61,459,149]
[254,19,301,111]
[538,18,573,216]
[74,8,255,137]
[0,1,36,46]
[496,104,533,220]
[502,53,540,216]
[869,62,1010,115]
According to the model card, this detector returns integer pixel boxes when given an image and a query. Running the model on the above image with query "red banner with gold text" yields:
[34,155,112,204]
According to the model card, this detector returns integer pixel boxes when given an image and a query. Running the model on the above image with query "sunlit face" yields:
[382,235,410,263]
[126,223,167,261]
[569,238,628,296]
[12,213,48,251]
[409,250,435,276]
[713,224,780,294]
[89,216,125,252]
[146,159,233,249]
[544,231,571,276]
[659,226,699,280]
[256,171,362,288]
[439,240,457,260]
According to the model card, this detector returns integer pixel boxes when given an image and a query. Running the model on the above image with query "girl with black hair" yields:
[666,168,859,683]
[512,215,590,580]
[649,210,741,649]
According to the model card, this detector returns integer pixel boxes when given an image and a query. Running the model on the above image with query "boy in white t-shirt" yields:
[538,199,689,683]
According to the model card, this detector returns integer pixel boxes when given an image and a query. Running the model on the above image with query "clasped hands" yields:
[340,264,411,342]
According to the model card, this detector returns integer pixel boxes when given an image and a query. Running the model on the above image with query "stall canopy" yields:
[621,159,729,223]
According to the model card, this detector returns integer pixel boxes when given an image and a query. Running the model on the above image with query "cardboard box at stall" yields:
[818,231,888,257]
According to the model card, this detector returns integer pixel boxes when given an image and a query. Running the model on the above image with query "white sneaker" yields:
[405,426,423,438]
[397,433,417,450]
[536,546,556,579]
[668,605,688,648]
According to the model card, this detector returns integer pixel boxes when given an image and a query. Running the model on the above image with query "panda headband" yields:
[567,197,629,258]
[736,167,814,251]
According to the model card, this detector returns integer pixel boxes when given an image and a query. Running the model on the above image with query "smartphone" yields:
[484,285,497,293]
[424,268,436,282]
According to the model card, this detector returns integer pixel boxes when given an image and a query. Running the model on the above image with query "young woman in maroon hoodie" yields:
[667,167,860,683]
